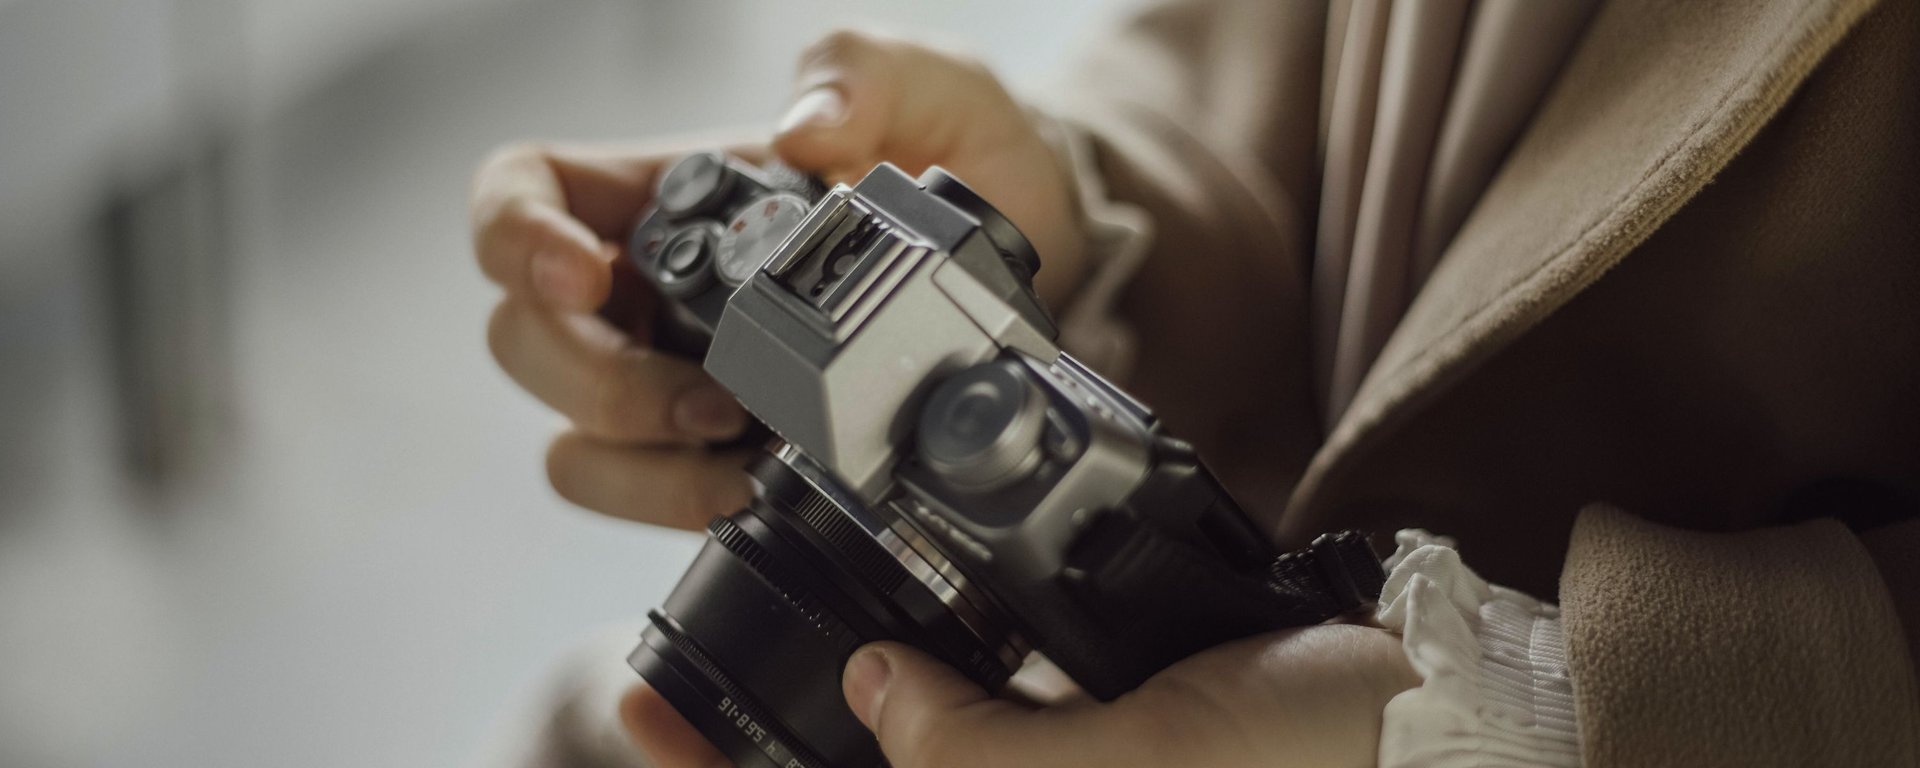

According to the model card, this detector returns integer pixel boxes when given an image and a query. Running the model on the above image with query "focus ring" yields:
[783,486,910,595]
[771,468,1016,690]
[707,516,864,657]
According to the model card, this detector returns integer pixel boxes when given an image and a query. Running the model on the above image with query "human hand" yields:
[470,139,763,529]
[469,30,1083,529]
[770,29,1086,304]
[622,623,1418,767]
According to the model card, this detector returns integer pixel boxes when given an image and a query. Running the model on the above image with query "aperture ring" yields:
[757,448,1022,686]
[783,485,912,595]
[779,489,1016,688]
[644,612,829,768]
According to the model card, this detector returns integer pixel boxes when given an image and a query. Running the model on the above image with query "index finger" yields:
[468,139,770,309]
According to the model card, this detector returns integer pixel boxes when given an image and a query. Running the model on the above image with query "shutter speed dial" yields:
[718,192,811,286]
[656,151,735,218]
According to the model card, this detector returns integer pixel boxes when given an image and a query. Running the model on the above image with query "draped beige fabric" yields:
[1048,0,1920,762]
[1315,0,1596,424]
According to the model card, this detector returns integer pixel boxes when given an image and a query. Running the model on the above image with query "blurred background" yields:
[0,0,1117,764]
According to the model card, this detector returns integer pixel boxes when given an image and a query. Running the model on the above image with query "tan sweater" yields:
[1043,0,1920,763]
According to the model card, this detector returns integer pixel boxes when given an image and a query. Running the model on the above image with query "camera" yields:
[623,153,1384,768]
[626,150,826,357]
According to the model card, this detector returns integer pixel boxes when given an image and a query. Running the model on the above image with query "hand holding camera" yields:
[470,29,1414,768]
[467,31,1082,533]
[625,148,1386,768]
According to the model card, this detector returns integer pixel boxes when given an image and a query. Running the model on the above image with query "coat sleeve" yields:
[1030,0,1334,518]
[1558,506,1920,767]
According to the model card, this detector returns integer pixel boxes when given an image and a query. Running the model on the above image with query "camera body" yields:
[626,151,825,357]
[626,154,1380,768]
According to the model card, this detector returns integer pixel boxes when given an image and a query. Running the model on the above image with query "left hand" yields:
[620,623,1419,768]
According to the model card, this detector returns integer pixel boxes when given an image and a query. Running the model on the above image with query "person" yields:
[467,0,1920,765]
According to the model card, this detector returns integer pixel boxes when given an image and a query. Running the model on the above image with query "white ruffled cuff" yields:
[1375,530,1581,767]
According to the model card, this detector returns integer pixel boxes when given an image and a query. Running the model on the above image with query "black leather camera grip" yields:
[1048,514,1383,698]
[1026,444,1385,699]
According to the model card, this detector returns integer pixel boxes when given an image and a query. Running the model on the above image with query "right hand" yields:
[468,30,1083,531]
[470,139,763,530]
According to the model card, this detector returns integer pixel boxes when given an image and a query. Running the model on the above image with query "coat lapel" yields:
[1286,0,1881,514]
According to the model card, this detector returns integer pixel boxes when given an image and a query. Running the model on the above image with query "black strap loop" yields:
[1069,514,1386,636]
[1270,530,1385,615]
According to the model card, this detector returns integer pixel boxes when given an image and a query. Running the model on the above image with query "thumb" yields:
[843,643,1147,768]
[774,31,1017,186]
[773,31,897,183]
[842,642,1004,766]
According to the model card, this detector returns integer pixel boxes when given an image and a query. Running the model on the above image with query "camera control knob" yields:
[718,192,811,286]
[652,223,721,298]
[916,361,1049,493]
[656,151,736,219]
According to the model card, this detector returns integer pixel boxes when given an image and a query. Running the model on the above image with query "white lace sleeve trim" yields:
[1375,530,1582,768]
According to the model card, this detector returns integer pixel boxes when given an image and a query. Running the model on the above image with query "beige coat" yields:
[1050,0,1920,762]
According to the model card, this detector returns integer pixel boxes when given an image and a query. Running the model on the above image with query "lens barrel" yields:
[631,449,1021,768]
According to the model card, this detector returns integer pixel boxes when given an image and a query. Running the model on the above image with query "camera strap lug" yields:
[1269,530,1385,615]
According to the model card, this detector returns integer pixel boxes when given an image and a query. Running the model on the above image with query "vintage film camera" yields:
[622,152,1384,768]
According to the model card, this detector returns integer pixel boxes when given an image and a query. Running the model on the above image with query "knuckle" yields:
[477,140,548,184]
[632,457,694,518]
[669,473,718,524]
[471,143,554,253]
[543,434,587,505]
[588,346,674,440]
[942,49,994,81]
[799,28,898,75]
[693,462,752,519]
[712,486,749,519]
[893,38,991,85]
[802,28,872,66]
[939,51,1009,103]
[472,143,542,216]
[484,301,520,371]
[480,195,541,248]
[635,454,727,525]
[473,196,546,284]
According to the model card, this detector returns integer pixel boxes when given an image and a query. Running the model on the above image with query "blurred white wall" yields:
[0,1,1123,766]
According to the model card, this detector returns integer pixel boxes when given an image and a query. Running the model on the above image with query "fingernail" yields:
[779,86,848,134]
[843,647,892,730]
[673,383,747,439]
[532,250,586,307]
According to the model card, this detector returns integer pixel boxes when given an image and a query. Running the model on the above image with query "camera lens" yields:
[632,447,1022,768]
[916,361,1049,492]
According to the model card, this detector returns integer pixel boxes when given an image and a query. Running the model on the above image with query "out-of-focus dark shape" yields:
[94,133,237,487]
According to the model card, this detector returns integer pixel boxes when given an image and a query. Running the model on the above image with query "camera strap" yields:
[1266,530,1388,617]
[1068,518,1386,632]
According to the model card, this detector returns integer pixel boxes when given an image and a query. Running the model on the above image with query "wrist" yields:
[1023,105,1153,377]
